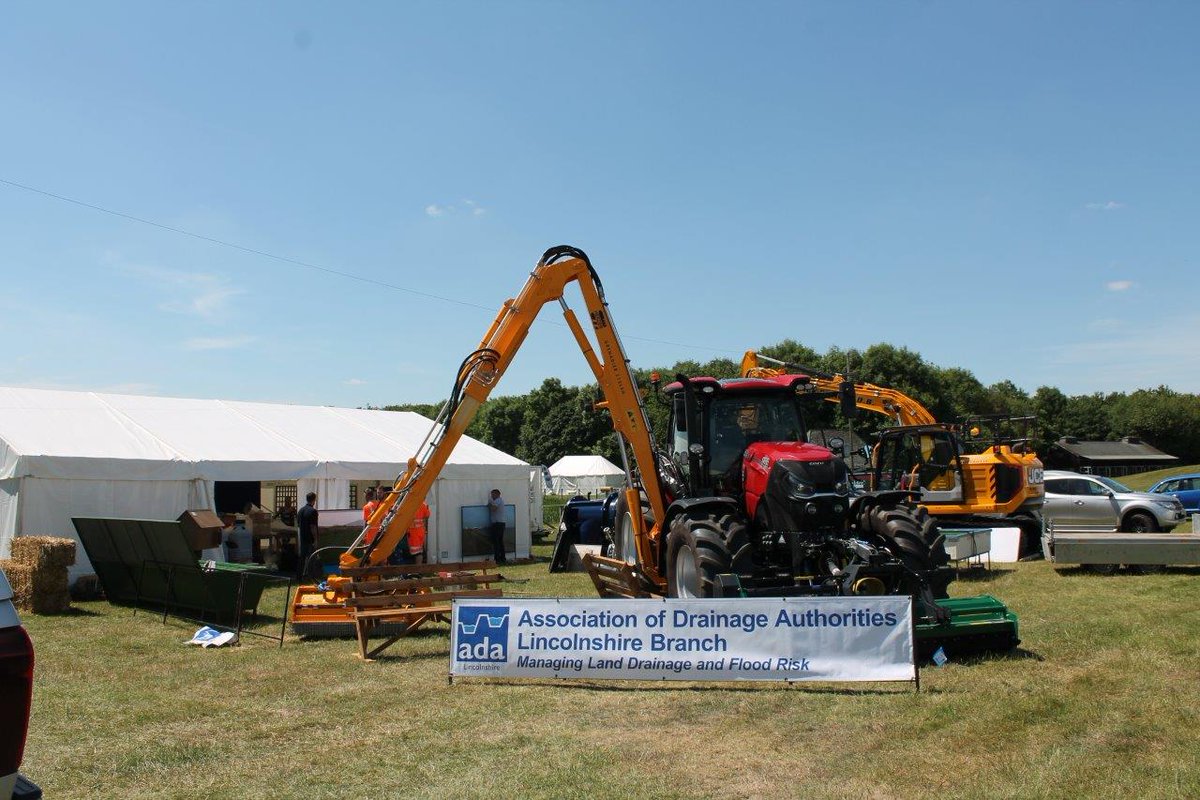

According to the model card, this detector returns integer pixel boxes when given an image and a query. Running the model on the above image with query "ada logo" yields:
[456,606,509,663]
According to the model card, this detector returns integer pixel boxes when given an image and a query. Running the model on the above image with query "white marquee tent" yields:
[547,454,624,497]
[0,387,539,580]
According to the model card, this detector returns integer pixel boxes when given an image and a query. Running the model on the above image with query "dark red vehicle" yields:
[0,568,40,800]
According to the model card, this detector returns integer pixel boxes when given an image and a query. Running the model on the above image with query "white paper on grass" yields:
[187,626,238,648]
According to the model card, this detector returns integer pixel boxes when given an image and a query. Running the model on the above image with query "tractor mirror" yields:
[838,381,857,418]
[828,436,845,455]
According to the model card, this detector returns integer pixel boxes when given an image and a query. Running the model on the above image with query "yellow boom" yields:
[741,350,938,426]
[340,246,667,585]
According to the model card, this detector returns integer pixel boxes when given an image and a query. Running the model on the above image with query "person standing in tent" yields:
[296,491,319,581]
[361,487,381,545]
[406,500,431,564]
[487,488,507,565]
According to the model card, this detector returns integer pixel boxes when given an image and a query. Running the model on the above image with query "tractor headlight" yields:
[785,472,816,499]
[834,479,852,496]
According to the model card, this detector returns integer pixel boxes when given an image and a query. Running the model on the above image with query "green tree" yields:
[468,395,527,456]
[981,380,1031,417]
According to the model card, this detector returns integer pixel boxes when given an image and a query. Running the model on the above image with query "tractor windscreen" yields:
[707,395,805,480]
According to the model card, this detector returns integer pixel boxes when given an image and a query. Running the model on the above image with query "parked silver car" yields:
[1043,470,1186,533]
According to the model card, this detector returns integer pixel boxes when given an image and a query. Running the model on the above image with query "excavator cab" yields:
[872,426,965,504]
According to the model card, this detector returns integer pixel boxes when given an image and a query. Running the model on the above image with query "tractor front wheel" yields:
[858,501,951,597]
[665,511,750,598]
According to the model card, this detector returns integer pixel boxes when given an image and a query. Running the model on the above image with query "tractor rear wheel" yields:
[665,510,751,598]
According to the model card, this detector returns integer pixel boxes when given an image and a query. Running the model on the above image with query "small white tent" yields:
[547,455,624,497]
[0,387,539,579]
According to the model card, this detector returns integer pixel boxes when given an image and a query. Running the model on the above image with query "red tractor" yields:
[609,373,953,606]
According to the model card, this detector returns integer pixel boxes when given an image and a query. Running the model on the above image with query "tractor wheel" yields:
[612,491,654,565]
[859,501,951,597]
[1123,511,1158,533]
[665,511,751,598]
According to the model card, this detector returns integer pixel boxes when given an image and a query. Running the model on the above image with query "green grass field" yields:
[21,536,1200,800]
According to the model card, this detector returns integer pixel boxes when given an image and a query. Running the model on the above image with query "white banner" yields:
[450,597,915,683]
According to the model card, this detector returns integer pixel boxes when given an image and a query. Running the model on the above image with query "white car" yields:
[1043,470,1186,533]
[0,568,40,800]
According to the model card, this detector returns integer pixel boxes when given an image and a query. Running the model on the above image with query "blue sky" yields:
[2,2,1197,408]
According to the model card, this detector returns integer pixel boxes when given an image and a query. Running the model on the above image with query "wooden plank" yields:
[349,573,501,594]
[339,560,496,578]
[344,588,503,609]
[351,605,451,620]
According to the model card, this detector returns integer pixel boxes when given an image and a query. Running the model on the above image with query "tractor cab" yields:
[662,375,816,497]
[659,374,862,537]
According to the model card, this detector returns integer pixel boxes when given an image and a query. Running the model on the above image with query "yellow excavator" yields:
[741,351,1045,554]
[291,247,1019,656]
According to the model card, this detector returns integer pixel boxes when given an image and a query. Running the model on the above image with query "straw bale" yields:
[10,535,77,570]
[0,558,72,614]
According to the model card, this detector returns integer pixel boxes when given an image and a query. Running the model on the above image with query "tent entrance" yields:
[215,481,262,514]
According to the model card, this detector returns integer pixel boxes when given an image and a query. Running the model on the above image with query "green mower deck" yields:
[915,594,1020,659]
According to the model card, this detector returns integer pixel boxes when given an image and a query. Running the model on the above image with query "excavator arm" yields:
[740,350,938,426]
[343,246,667,584]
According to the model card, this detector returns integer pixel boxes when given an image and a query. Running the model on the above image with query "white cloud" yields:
[425,200,487,217]
[183,335,254,351]
[1105,280,1135,292]
[344,378,367,385]
[1085,201,1125,211]
[110,256,243,319]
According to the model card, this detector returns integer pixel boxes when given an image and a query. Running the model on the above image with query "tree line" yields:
[383,339,1200,468]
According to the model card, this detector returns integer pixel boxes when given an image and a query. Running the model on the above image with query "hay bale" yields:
[0,558,72,615]
[0,560,34,609]
[10,535,77,570]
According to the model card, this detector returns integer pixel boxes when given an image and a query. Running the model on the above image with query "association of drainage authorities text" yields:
[450,597,915,683]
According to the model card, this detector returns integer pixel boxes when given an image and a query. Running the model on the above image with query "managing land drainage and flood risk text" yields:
[515,607,900,653]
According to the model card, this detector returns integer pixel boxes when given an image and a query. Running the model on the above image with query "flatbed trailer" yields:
[1043,524,1200,568]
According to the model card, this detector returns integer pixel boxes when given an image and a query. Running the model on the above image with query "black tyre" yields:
[1124,511,1158,533]
[612,491,654,565]
[665,511,751,598]
[1011,512,1045,560]
[859,501,951,597]
[864,503,949,570]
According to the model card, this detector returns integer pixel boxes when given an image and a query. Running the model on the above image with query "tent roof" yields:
[0,386,526,481]
[547,455,623,477]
